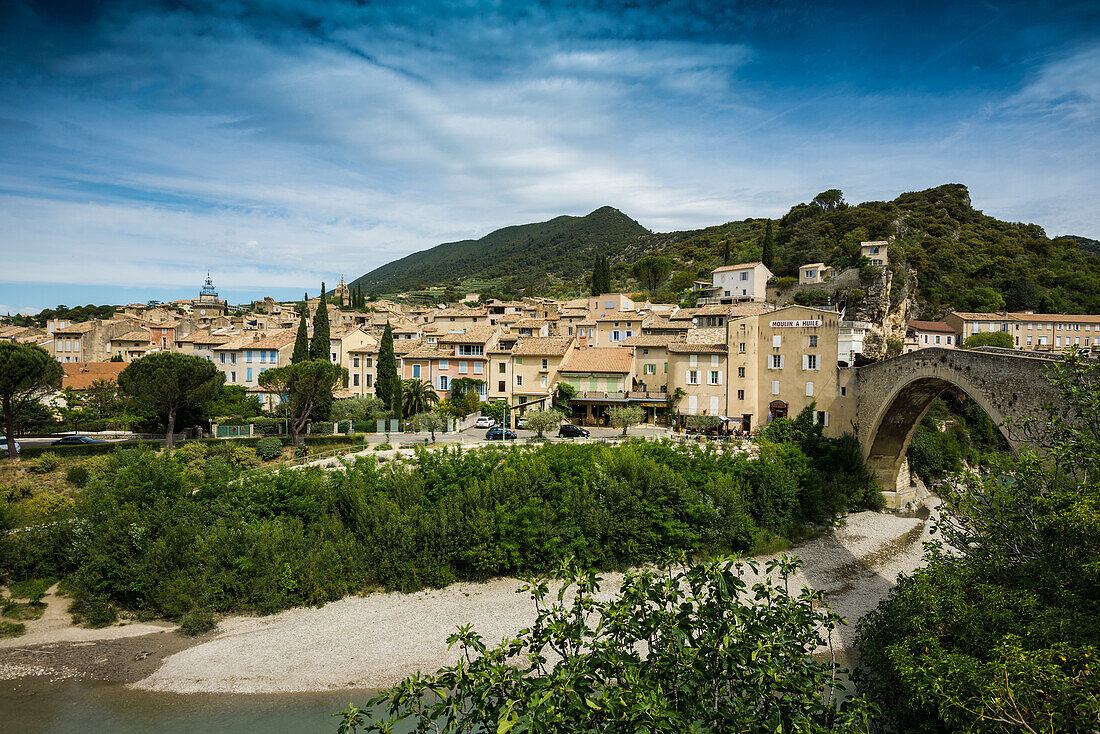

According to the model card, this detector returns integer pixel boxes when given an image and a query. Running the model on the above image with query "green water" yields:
[0,680,382,734]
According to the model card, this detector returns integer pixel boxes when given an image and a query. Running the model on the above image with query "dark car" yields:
[485,426,517,441]
[51,435,108,446]
[557,424,590,438]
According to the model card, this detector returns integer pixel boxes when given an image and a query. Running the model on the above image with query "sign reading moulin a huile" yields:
[770,319,823,328]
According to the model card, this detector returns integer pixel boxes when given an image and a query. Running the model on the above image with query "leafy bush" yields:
[23,494,75,519]
[858,264,881,284]
[0,621,25,638]
[27,452,61,474]
[255,437,284,461]
[961,331,1014,349]
[65,465,90,487]
[345,558,872,733]
[309,422,334,435]
[20,441,160,459]
[179,608,217,636]
[374,443,392,451]
[229,446,261,469]
[82,455,112,479]
[769,275,797,289]
[174,441,209,468]
[793,289,830,306]
[251,416,282,434]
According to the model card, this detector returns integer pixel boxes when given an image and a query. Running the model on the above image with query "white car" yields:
[473,416,495,429]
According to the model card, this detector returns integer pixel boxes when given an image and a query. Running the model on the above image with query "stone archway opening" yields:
[864,377,1014,495]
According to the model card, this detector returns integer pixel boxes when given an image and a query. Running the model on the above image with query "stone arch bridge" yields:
[854,347,1061,503]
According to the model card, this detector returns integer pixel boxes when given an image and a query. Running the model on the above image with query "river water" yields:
[0,680,382,734]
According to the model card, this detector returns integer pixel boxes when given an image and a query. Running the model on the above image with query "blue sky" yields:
[1,0,1098,314]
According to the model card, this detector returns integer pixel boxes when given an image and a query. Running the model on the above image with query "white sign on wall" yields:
[770,319,823,328]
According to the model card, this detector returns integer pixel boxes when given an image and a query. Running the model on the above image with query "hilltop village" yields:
[5,245,1094,444]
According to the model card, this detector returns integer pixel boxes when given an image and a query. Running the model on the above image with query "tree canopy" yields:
[117,352,224,449]
[309,283,330,362]
[292,310,309,364]
[376,323,401,415]
[631,255,672,297]
[257,360,346,445]
[0,342,63,458]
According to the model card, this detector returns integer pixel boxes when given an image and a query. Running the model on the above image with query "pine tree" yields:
[309,282,330,361]
[761,220,775,270]
[292,310,309,364]
[376,322,401,415]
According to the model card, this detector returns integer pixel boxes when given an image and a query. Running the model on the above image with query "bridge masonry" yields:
[854,347,1060,508]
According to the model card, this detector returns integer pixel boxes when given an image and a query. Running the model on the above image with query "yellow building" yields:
[726,305,855,435]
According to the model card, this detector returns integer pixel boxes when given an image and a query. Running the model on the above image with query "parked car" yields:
[51,435,108,446]
[557,424,590,438]
[474,416,495,429]
[485,426,517,441]
[0,437,20,456]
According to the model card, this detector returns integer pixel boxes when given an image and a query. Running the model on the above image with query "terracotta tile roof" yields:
[112,331,152,342]
[511,337,572,356]
[1009,312,1100,323]
[560,347,634,374]
[668,342,727,354]
[595,313,644,322]
[727,303,778,318]
[687,327,726,344]
[392,340,421,355]
[948,312,1015,321]
[559,308,588,317]
[643,318,690,332]
[908,320,957,333]
[512,318,549,328]
[53,322,97,335]
[622,334,680,347]
[61,362,127,390]
[669,309,700,321]
[712,261,764,273]
[438,326,498,344]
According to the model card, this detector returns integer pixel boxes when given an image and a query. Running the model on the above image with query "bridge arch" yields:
[855,348,1058,502]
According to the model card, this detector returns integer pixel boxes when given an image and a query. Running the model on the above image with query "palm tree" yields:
[401,379,439,418]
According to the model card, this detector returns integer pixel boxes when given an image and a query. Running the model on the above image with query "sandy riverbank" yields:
[128,499,936,694]
[0,584,190,687]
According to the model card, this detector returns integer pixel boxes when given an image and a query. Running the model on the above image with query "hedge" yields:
[19,440,162,459]
[302,435,370,449]
[176,436,290,449]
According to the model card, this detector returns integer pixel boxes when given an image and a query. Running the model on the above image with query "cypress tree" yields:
[761,220,775,270]
[292,310,309,364]
[591,255,602,296]
[722,239,731,265]
[310,282,330,361]
[601,255,612,293]
[376,322,401,415]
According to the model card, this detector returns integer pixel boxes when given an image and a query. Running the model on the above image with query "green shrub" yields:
[174,440,209,468]
[23,494,74,519]
[74,595,118,628]
[251,417,281,434]
[255,437,283,461]
[27,452,61,474]
[793,289,830,306]
[82,454,112,478]
[178,608,217,636]
[0,621,25,638]
[309,421,334,436]
[374,443,393,451]
[229,446,261,469]
[8,577,53,603]
[20,441,160,459]
[65,464,90,487]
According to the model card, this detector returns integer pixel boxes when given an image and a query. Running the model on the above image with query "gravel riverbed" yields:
[131,499,937,694]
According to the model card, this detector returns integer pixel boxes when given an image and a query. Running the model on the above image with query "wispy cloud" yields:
[0,1,1098,311]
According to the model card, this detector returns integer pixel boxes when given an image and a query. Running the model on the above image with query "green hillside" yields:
[348,185,1100,315]
[349,206,651,295]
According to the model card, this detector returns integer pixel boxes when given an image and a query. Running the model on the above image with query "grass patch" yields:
[2,599,46,621]
[0,620,26,638]
[9,577,54,601]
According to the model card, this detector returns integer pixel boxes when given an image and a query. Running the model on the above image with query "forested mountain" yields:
[350,184,1100,315]
[349,206,651,295]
